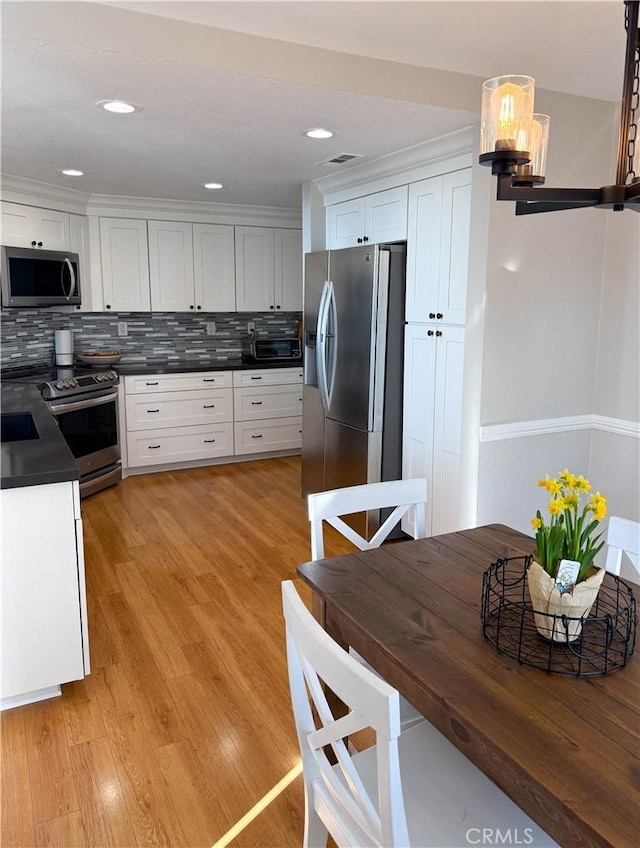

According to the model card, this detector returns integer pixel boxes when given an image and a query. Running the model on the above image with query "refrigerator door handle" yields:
[325,281,338,407]
[316,279,331,412]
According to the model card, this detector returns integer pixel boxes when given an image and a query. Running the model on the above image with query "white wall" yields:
[589,210,640,522]
[470,91,629,534]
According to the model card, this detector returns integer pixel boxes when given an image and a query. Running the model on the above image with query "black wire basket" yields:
[481,555,637,676]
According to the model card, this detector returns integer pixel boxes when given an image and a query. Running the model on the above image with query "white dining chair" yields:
[308,478,427,560]
[282,580,557,848]
[604,516,640,578]
[307,478,428,730]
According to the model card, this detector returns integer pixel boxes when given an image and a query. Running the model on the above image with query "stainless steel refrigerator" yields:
[301,242,406,536]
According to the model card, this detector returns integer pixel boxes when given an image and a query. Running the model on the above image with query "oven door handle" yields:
[49,390,119,414]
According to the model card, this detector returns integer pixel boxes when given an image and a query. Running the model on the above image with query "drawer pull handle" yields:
[203,404,216,409]
[250,376,262,380]
[251,401,263,405]
[146,382,159,386]
[204,439,216,443]
[203,378,216,382]
[251,434,263,439]
[147,409,160,413]
[148,444,161,449]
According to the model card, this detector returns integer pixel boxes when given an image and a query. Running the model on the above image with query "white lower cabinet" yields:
[123,367,302,471]
[234,418,303,455]
[127,423,234,467]
[402,323,465,538]
[1,480,88,707]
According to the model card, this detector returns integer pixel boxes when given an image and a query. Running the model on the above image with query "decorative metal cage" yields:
[481,555,637,675]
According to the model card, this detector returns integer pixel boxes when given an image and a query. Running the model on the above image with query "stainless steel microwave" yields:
[247,337,302,361]
[1,246,81,308]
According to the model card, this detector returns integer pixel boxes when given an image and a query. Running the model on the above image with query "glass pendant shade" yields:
[480,75,535,155]
[529,114,550,177]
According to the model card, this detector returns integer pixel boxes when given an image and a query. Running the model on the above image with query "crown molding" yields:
[314,125,475,205]
[87,194,301,227]
[0,174,302,228]
[0,174,90,214]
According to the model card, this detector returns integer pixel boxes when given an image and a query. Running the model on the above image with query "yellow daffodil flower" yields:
[574,474,591,492]
[558,468,577,488]
[547,498,565,516]
[531,516,542,530]
[562,493,579,510]
[538,474,561,495]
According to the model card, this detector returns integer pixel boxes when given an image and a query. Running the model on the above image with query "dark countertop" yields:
[113,357,303,376]
[1,383,79,490]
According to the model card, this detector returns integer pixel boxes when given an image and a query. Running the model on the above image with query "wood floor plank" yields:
[1,708,37,847]
[98,592,186,748]
[91,664,188,847]
[34,812,87,848]
[60,677,106,746]
[23,698,79,824]
[68,736,137,847]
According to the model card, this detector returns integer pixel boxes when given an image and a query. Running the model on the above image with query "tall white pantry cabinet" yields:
[402,168,472,537]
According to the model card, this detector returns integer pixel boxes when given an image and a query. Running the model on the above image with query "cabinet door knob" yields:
[357,237,363,244]
[363,236,369,242]
[38,242,43,247]
[427,330,434,337]
[270,305,274,309]
[436,330,442,337]
[31,240,37,246]
[190,305,194,310]
[197,305,201,310]
[106,304,111,309]
[436,312,443,319]
[429,312,436,319]
[276,304,281,309]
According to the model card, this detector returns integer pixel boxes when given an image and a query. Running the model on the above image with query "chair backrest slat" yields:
[308,478,428,560]
[282,581,410,848]
[604,516,640,577]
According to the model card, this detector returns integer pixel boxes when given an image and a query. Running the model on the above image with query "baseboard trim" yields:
[480,415,639,442]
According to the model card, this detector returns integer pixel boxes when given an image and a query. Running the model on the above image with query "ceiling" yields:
[0,1,626,209]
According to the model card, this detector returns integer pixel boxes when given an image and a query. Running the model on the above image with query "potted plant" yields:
[529,469,607,642]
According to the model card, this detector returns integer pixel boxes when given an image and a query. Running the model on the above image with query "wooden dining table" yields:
[296,523,640,848]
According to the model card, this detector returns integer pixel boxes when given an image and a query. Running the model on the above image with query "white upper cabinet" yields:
[100,217,150,312]
[193,223,236,312]
[235,226,301,312]
[1,202,70,251]
[235,226,274,311]
[274,228,303,312]
[405,169,471,325]
[326,186,408,249]
[148,220,195,312]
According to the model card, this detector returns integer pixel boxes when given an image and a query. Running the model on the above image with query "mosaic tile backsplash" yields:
[0,310,302,368]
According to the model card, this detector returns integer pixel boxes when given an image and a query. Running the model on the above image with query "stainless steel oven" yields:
[47,384,121,497]
[2,365,122,498]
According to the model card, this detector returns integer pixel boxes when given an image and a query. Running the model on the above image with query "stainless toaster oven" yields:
[247,338,302,361]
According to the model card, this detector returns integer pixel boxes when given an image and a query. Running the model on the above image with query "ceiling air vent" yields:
[314,153,364,167]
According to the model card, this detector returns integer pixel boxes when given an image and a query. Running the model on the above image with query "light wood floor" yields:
[1,457,354,847]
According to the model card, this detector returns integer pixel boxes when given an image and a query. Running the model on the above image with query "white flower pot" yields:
[527,561,606,643]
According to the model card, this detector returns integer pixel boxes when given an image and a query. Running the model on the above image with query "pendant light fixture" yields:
[479,0,640,214]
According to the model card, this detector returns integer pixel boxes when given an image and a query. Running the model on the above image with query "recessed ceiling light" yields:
[203,182,223,190]
[96,99,141,114]
[60,169,84,177]
[305,128,334,139]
